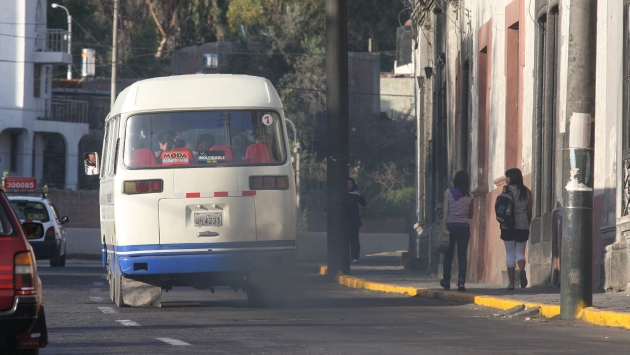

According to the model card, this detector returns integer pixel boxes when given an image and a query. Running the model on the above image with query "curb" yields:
[319,265,630,330]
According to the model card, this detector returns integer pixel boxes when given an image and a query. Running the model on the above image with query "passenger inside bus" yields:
[231,131,252,160]
[196,133,232,163]
[174,134,187,149]
[157,131,194,166]
[155,131,177,163]
[195,134,215,152]
[245,136,276,164]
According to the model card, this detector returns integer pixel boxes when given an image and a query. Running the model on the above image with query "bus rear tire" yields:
[109,272,115,303]
[115,275,161,308]
[114,275,127,307]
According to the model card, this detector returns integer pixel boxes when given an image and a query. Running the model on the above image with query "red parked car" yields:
[0,187,47,354]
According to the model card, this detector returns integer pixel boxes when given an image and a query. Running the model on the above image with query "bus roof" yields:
[107,74,283,119]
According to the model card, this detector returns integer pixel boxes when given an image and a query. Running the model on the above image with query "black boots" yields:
[520,270,528,289]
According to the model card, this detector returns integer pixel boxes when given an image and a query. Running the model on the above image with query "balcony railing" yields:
[33,29,71,64]
[38,99,88,124]
[45,29,69,53]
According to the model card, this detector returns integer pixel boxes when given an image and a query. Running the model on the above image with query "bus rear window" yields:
[123,110,287,169]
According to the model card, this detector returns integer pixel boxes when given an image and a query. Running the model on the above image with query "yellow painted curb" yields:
[581,307,630,330]
[319,265,630,330]
[338,275,419,296]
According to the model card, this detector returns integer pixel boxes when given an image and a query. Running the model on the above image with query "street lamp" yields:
[51,3,72,80]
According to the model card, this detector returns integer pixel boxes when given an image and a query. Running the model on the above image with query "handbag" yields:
[432,189,451,253]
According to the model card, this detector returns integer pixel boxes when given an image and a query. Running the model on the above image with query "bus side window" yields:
[102,116,121,177]
[101,121,112,177]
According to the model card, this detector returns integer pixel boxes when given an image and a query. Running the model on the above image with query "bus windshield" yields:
[123,110,287,168]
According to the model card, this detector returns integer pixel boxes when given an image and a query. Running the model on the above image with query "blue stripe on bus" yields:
[117,250,296,275]
[111,240,295,253]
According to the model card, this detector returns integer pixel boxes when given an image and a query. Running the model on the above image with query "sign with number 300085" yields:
[3,177,37,190]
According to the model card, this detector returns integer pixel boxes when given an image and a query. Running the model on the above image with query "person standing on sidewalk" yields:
[500,168,533,290]
[347,177,367,263]
[440,171,475,292]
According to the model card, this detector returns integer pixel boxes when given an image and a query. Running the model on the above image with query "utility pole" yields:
[560,0,597,320]
[111,0,119,109]
[326,0,350,277]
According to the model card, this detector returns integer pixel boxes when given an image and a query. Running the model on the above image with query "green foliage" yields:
[226,0,265,35]
[365,186,415,219]
[121,18,170,79]
[298,207,309,233]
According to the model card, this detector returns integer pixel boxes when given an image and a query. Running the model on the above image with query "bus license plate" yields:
[193,212,223,227]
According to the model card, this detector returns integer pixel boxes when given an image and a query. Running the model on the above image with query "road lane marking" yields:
[156,338,191,346]
[101,274,107,279]
[90,288,101,293]
[89,297,103,302]
[98,307,118,314]
[93,282,104,286]
[116,320,140,326]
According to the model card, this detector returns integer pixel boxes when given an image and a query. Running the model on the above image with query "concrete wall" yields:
[348,52,381,124]
[380,76,414,120]
[64,228,409,263]
[41,189,100,228]
[66,228,102,258]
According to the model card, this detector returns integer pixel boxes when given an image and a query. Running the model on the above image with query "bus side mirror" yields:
[83,152,99,176]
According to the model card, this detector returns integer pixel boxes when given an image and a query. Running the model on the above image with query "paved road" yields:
[38,260,630,354]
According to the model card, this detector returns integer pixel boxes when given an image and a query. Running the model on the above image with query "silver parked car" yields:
[8,196,68,267]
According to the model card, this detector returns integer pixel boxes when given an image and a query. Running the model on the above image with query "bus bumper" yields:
[116,250,296,275]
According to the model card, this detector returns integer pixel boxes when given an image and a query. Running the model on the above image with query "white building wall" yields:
[557,0,569,136]
[444,4,458,179]
[520,0,536,176]
[595,0,622,229]
[0,0,87,189]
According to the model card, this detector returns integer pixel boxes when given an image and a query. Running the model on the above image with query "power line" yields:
[278,86,414,97]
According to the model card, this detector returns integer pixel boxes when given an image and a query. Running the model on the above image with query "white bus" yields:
[85,74,297,307]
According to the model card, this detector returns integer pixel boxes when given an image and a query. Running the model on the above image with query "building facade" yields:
[0,0,88,190]
[411,0,628,291]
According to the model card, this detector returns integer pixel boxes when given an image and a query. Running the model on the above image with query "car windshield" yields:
[123,110,287,169]
[9,201,51,222]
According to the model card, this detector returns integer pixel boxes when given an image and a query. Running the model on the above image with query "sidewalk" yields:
[318,252,630,330]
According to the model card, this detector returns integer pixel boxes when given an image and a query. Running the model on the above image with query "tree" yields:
[145,0,229,58]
